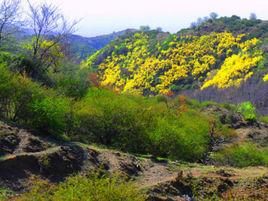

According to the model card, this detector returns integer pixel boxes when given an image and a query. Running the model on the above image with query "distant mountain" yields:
[51,29,135,62]
[66,29,137,61]
[15,28,137,62]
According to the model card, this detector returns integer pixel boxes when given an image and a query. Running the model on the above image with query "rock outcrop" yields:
[0,121,86,191]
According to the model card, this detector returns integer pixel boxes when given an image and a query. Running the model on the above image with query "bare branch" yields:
[0,0,21,47]
[27,0,79,61]
[25,0,79,82]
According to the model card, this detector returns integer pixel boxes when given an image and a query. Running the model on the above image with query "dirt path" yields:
[136,162,178,189]
[235,128,252,142]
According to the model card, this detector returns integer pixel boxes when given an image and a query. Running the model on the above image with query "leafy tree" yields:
[156,27,163,32]
[190,22,197,28]
[236,101,256,121]
[180,15,264,39]
[23,39,64,73]
[139,25,150,32]
[25,0,78,82]
[209,12,218,20]
[196,17,204,26]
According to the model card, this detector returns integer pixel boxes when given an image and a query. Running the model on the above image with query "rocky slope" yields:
[0,120,267,200]
[202,105,268,148]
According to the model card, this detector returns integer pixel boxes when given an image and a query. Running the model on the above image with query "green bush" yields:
[149,110,210,161]
[73,88,152,153]
[72,88,211,161]
[31,96,71,134]
[260,115,268,124]
[0,66,235,163]
[16,175,146,201]
[0,52,15,64]
[0,187,12,201]
[0,65,44,121]
[52,72,89,99]
[236,101,256,121]
[212,142,268,167]
[0,65,72,136]
[0,64,17,119]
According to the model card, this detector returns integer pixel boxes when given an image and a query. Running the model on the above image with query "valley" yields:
[0,0,267,200]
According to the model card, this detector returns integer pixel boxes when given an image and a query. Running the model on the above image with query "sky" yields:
[23,0,268,37]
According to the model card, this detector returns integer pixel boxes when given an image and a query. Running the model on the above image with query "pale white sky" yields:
[23,0,268,37]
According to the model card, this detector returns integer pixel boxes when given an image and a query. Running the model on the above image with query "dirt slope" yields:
[0,121,267,200]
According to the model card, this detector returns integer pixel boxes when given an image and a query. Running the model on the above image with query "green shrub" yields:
[0,66,234,163]
[0,187,12,201]
[0,64,17,119]
[0,65,44,121]
[212,142,268,167]
[11,76,46,123]
[214,124,237,139]
[156,95,168,103]
[220,103,236,111]
[16,175,146,201]
[149,110,210,161]
[260,115,268,124]
[236,101,256,121]
[0,65,72,136]
[200,101,218,108]
[73,88,152,153]
[31,96,71,134]
[73,88,211,161]
[53,73,89,99]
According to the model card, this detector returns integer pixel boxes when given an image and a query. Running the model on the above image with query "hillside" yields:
[1,60,268,199]
[0,0,267,199]
[83,17,268,113]
[0,119,267,201]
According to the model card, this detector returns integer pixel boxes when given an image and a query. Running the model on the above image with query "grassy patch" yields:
[15,175,146,201]
[0,187,13,201]
[259,115,268,124]
[212,142,268,167]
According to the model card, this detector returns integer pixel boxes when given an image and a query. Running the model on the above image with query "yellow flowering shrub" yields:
[84,32,263,94]
[263,74,268,82]
[202,54,262,89]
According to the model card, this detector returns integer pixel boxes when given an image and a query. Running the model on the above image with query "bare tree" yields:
[0,0,21,48]
[26,0,78,76]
